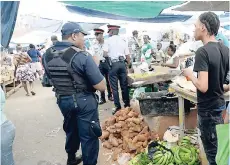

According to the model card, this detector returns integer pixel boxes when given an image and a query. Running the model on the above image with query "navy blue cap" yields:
[61,22,89,36]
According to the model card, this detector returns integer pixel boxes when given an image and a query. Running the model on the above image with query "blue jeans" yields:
[1,120,15,165]
[198,107,225,165]
[57,93,100,165]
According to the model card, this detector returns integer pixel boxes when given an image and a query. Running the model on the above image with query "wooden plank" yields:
[5,82,21,98]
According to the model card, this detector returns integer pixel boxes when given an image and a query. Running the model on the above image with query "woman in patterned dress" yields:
[14,44,36,96]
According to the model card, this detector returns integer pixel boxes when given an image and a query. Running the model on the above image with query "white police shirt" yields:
[92,40,105,60]
[103,35,129,60]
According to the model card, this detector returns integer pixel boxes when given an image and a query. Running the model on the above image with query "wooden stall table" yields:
[169,83,230,138]
[128,66,181,88]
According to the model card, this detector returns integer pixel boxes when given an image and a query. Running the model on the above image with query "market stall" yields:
[169,82,230,138]
[0,51,21,97]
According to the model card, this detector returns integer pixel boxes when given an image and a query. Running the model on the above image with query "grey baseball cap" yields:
[61,22,89,36]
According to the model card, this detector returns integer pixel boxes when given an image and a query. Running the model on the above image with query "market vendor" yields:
[161,44,180,70]
[141,35,153,65]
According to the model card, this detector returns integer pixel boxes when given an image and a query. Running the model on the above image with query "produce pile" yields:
[129,136,200,165]
[100,107,158,161]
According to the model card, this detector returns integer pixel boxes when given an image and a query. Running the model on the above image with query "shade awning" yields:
[173,1,230,12]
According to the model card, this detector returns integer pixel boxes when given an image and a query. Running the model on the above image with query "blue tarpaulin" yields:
[1,1,20,48]
[65,5,192,23]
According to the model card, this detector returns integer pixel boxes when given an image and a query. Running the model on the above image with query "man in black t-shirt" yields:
[183,12,229,165]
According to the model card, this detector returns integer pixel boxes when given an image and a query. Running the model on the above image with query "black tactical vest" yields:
[44,46,92,95]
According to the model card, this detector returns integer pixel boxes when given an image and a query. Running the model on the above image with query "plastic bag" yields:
[215,124,229,165]
[132,87,145,99]
[117,153,131,165]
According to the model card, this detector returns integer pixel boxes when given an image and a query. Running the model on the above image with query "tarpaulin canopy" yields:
[64,1,192,23]
[1,1,20,48]
[173,1,230,12]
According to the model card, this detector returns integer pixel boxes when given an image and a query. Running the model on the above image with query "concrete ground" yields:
[4,81,117,165]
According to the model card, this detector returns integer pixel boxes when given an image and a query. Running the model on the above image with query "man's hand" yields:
[182,68,194,79]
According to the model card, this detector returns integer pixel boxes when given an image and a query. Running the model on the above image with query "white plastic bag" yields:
[117,153,131,165]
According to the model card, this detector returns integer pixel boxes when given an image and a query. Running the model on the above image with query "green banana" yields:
[161,152,168,165]
[188,155,196,165]
[155,155,164,165]
[153,153,163,161]
[180,147,192,154]
[174,148,182,164]
[183,136,191,141]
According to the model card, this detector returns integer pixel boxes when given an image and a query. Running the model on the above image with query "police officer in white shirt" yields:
[92,28,113,104]
[104,25,131,114]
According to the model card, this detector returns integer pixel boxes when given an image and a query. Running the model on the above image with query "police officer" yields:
[104,25,131,114]
[42,22,106,165]
[92,28,113,104]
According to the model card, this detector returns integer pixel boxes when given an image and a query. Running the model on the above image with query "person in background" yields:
[43,22,106,165]
[51,35,59,46]
[27,44,43,80]
[223,84,230,123]
[104,25,131,115]
[128,30,141,62]
[161,44,180,70]
[1,87,15,165]
[15,44,36,96]
[92,28,113,104]
[183,12,229,165]
[141,35,153,65]
[154,42,166,62]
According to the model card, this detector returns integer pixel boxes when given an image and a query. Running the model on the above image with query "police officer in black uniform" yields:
[92,28,113,104]
[42,22,106,165]
[104,25,131,114]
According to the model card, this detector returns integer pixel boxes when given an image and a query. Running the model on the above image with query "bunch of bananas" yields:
[171,136,200,165]
[152,150,174,165]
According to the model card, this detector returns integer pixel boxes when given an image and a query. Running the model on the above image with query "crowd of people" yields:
[1,11,229,165]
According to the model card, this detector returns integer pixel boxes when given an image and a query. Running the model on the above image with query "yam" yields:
[109,135,119,147]
[127,141,137,151]
[128,111,139,118]
[143,140,148,148]
[131,118,142,125]
[101,123,106,130]
[117,121,126,128]
[129,132,139,138]
[114,123,122,128]
[102,141,112,149]
[130,125,142,132]
[105,116,116,126]
[132,134,147,143]
[129,122,137,127]
[100,131,110,141]
[106,126,116,133]
[136,142,143,148]
[140,126,149,134]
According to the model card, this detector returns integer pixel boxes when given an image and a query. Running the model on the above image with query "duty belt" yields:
[111,59,120,63]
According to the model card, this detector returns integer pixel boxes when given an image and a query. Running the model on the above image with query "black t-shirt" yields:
[193,42,229,111]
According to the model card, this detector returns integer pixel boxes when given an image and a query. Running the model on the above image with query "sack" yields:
[216,124,229,165]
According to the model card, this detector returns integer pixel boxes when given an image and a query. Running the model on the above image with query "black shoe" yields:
[108,96,114,101]
[112,108,121,115]
[99,100,106,105]
[67,155,82,165]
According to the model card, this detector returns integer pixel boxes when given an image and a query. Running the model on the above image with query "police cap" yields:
[61,22,89,36]
[94,28,104,35]
[107,25,120,33]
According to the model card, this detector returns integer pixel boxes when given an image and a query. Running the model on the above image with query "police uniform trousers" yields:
[99,57,112,101]
[109,61,130,109]
[57,93,100,165]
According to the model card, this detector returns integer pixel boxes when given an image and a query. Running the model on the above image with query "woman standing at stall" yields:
[161,44,180,70]
[15,44,36,96]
